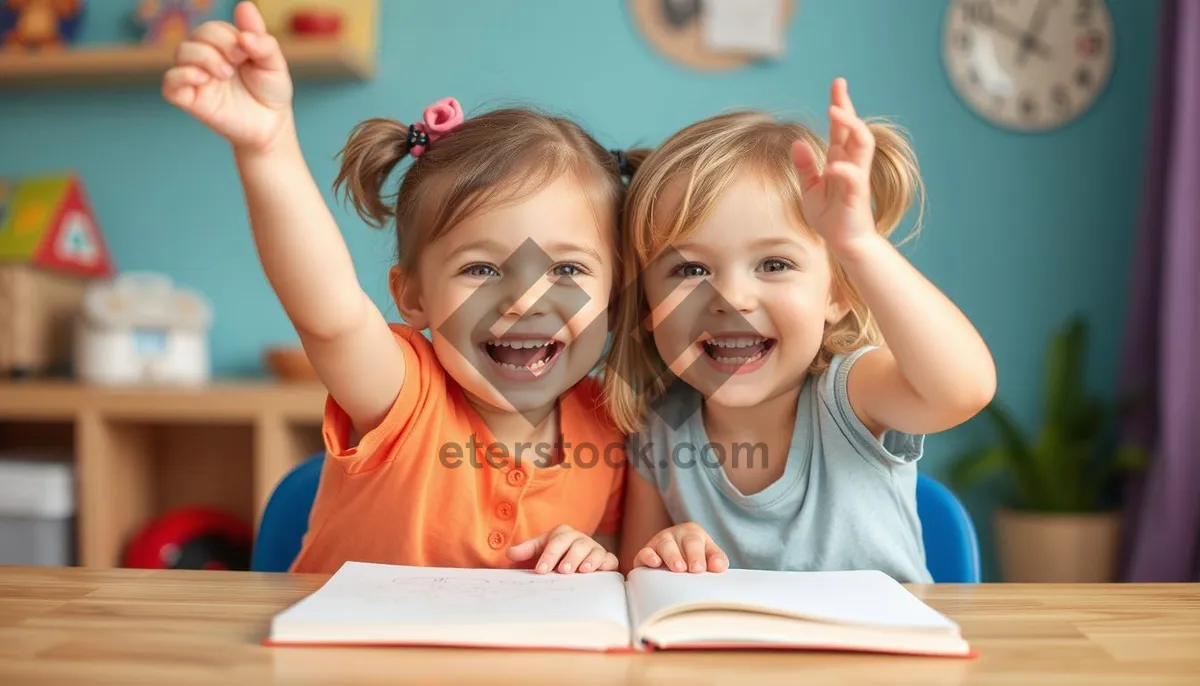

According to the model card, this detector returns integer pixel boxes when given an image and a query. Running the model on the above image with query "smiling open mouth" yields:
[483,339,564,376]
[700,336,776,368]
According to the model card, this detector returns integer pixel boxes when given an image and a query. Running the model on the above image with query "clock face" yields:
[943,0,1114,132]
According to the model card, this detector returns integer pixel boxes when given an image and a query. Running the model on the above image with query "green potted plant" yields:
[951,316,1146,582]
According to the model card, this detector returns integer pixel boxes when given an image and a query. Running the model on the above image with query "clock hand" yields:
[976,10,1053,60]
[1017,0,1053,65]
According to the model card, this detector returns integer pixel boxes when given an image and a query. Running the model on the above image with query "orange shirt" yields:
[290,325,627,574]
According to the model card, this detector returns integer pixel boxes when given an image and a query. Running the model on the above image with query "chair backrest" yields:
[253,457,982,581]
[916,473,981,583]
[251,454,324,573]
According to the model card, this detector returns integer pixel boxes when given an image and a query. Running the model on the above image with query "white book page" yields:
[275,562,631,632]
[626,568,958,633]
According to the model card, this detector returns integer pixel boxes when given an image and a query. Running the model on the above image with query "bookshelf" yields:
[0,380,327,568]
[0,39,373,88]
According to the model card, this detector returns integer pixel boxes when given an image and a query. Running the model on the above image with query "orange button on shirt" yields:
[290,325,627,574]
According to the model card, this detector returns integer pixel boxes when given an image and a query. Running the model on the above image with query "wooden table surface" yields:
[1,567,1198,685]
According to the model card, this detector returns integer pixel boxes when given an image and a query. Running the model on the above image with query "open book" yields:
[267,561,970,657]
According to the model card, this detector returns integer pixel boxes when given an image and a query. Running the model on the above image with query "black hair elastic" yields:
[407,124,430,152]
[611,149,633,177]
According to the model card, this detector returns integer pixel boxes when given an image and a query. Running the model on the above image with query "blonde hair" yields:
[333,107,626,275]
[603,110,924,434]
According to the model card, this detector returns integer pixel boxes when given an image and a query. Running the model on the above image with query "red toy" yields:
[289,8,341,37]
[123,506,252,571]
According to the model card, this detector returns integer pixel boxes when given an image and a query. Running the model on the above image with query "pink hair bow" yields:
[407,97,465,158]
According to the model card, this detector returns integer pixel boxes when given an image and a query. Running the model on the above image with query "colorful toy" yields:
[134,0,212,46]
[0,0,85,51]
[123,506,252,571]
[0,173,114,378]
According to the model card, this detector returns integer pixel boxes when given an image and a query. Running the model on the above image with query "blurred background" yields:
[3,0,1195,585]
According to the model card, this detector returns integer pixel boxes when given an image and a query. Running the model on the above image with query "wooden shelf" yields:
[0,380,328,568]
[0,40,374,88]
[0,380,328,420]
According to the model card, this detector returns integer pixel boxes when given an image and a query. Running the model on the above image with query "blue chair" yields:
[253,456,982,581]
[251,453,325,572]
[917,473,981,583]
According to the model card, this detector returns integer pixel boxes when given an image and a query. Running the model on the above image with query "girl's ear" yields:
[825,278,852,325]
[391,265,428,329]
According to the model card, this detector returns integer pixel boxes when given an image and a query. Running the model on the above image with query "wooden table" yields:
[1,567,1198,685]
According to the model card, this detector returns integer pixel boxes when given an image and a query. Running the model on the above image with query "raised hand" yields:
[162,1,294,152]
[791,78,878,255]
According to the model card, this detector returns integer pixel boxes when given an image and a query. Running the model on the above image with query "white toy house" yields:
[75,272,213,386]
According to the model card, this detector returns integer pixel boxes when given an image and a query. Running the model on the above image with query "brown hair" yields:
[603,110,924,434]
[333,106,626,275]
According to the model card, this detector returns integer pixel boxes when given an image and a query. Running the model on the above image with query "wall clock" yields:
[943,0,1114,132]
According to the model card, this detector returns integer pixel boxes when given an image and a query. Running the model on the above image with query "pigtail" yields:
[864,118,925,242]
[333,118,411,229]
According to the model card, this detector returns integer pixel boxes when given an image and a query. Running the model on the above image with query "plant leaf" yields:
[1115,443,1150,472]
[1045,317,1086,430]
[949,446,1009,492]
[983,402,1044,508]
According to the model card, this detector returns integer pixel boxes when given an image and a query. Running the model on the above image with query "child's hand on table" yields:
[634,522,728,573]
[162,1,294,153]
[507,526,619,574]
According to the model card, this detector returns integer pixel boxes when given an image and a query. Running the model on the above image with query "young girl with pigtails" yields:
[163,2,632,575]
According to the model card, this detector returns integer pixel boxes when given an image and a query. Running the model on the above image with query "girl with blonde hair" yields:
[607,79,995,583]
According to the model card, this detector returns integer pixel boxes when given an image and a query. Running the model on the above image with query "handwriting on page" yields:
[352,574,591,618]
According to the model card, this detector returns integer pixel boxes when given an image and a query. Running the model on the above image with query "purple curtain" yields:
[1120,0,1200,582]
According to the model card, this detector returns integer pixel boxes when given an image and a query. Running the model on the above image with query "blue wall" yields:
[1,1,1160,578]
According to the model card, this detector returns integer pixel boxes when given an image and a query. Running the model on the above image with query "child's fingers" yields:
[791,140,822,192]
[504,531,547,564]
[705,541,729,573]
[634,547,662,569]
[233,0,268,35]
[534,530,575,574]
[174,41,233,79]
[825,161,870,204]
[828,105,851,150]
[600,552,620,572]
[162,65,210,104]
[829,106,875,170]
[577,546,609,573]
[832,77,857,117]
[556,538,594,574]
[680,534,708,573]
[238,31,287,73]
[191,21,246,64]
[656,536,687,572]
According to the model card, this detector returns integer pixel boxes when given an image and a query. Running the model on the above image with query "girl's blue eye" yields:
[674,263,709,278]
[760,258,793,273]
[465,264,500,278]
[551,263,586,278]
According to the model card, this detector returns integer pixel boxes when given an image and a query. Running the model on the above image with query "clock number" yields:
[1077,30,1105,59]
[1019,95,1038,121]
[1052,84,1071,111]
[1074,67,1093,88]
[962,0,993,26]
[1075,0,1094,26]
